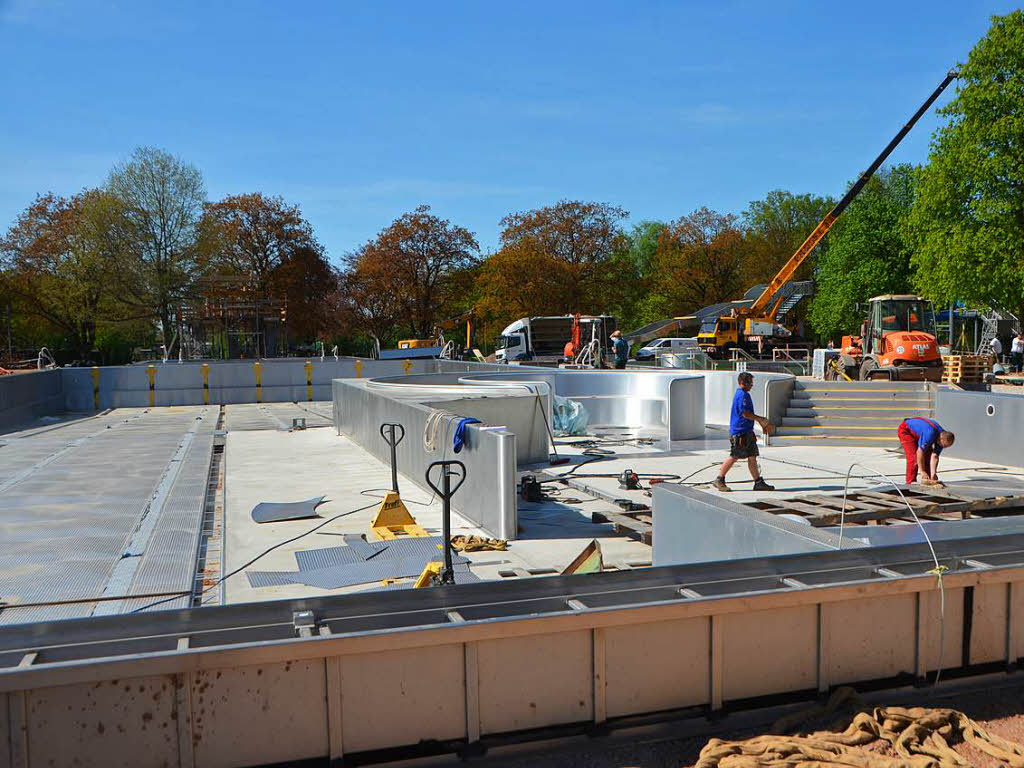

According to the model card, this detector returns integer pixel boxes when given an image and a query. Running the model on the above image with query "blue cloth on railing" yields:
[452,417,481,453]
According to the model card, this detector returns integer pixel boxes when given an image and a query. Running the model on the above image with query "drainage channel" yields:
[193,407,226,606]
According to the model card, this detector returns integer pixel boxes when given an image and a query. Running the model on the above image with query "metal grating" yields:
[0,407,219,624]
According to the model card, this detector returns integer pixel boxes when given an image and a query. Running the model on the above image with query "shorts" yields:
[729,432,759,459]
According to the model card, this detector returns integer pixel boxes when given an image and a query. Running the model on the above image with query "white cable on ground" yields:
[836,461,948,686]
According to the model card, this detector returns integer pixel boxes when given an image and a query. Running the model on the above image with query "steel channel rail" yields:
[2,532,1024,671]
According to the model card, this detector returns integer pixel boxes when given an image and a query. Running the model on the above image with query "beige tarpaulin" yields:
[695,688,1024,768]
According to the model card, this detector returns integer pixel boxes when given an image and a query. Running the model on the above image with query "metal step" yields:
[779,416,909,428]
[790,392,932,402]
[786,405,933,417]
[769,434,902,447]
[774,424,901,436]
[793,380,929,391]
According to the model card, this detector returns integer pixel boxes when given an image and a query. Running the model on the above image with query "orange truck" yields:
[832,294,943,381]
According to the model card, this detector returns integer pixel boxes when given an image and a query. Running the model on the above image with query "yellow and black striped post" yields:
[403,359,412,375]
[146,365,156,407]
[355,359,362,378]
[253,361,262,403]
[90,367,100,410]
[304,360,313,402]
[202,363,210,405]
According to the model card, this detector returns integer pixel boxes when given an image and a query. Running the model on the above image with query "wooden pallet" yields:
[591,507,652,544]
[942,354,992,384]
[746,487,1022,527]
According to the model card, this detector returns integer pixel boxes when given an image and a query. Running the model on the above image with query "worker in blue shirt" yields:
[897,417,955,485]
[713,372,775,492]
[610,330,629,369]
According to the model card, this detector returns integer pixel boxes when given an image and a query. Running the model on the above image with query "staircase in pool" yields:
[771,380,934,447]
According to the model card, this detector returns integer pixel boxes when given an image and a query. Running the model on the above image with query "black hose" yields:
[130,501,378,613]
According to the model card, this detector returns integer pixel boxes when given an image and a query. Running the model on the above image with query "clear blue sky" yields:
[0,1,1008,262]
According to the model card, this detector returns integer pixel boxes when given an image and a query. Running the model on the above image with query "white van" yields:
[635,337,697,361]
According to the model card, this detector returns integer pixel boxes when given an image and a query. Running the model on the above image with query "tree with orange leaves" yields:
[343,206,478,342]
[653,207,749,315]
[0,191,113,356]
[476,200,627,327]
[198,193,337,348]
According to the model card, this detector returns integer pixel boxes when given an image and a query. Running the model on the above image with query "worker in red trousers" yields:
[897,417,955,486]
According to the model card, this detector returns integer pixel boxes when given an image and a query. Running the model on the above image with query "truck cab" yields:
[495,319,529,363]
[697,317,739,356]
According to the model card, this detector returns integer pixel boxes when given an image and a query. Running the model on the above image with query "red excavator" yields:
[563,313,582,360]
[830,294,943,381]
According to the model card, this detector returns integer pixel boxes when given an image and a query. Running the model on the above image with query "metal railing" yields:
[657,349,712,369]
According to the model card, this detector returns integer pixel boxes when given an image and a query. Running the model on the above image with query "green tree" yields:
[742,190,835,286]
[808,165,917,340]
[610,221,666,332]
[905,10,1024,314]
[105,147,206,351]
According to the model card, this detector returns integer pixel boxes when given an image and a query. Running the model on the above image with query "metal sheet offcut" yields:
[251,496,326,524]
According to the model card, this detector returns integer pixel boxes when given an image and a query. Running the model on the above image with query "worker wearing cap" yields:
[610,330,629,370]
[713,372,775,492]
[897,417,955,486]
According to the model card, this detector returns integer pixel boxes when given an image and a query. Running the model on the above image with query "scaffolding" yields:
[182,275,287,359]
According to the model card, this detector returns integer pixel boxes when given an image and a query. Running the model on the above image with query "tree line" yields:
[3,10,1022,362]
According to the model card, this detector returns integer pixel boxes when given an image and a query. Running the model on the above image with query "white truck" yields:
[495,315,617,365]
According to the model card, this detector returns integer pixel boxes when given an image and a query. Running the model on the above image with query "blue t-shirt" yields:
[905,417,944,455]
[613,337,629,362]
[730,389,755,435]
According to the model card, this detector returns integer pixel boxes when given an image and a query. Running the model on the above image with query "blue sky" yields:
[0,1,1010,262]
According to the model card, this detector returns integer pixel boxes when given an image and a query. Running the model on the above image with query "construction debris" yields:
[561,539,603,575]
[251,495,326,524]
[746,486,1023,527]
[450,535,507,552]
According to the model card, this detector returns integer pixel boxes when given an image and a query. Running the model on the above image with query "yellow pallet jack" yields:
[370,423,429,541]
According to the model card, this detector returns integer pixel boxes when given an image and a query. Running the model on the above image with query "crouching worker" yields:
[897,417,955,486]
[713,372,775,492]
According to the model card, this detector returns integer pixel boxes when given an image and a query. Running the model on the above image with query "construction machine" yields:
[395,309,481,360]
[433,308,481,360]
[830,295,943,381]
[697,69,958,358]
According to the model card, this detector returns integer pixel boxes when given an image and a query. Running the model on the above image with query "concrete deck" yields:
[543,427,1014,505]
[2,397,1022,618]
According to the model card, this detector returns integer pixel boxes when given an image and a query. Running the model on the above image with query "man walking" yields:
[897,417,955,486]
[610,330,629,370]
[713,372,775,492]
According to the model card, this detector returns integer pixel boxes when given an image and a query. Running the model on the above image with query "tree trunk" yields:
[159,304,172,354]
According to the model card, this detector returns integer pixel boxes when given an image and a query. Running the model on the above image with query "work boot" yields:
[752,477,775,492]
[712,476,730,492]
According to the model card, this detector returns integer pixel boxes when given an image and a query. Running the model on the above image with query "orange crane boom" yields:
[747,69,959,318]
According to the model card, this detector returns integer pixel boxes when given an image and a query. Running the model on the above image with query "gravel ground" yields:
[991,383,1024,396]
[477,683,1024,768]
